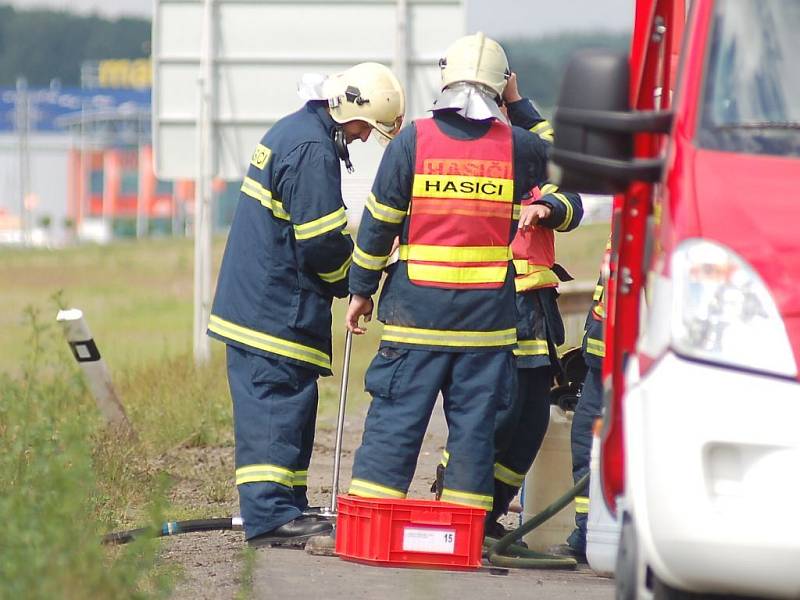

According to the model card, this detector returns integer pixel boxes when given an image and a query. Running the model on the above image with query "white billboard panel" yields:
[152,0,465,182]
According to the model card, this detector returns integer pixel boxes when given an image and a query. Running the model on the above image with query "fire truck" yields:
[551,0,800,598]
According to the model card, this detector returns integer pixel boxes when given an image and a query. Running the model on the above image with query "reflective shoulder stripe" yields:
[586,338,606,357]
[366,193,406,224]
[293,206,348,240]
[208,314,331,370]
[349,478,406,499]
[353,245,390,271]
[494,462,526,487]
[318,255,352,283]
[593,284,604,301]
[381,325,516,348]
[551,192,574,231]
[407,263,508,285]
[513,339,549,357]
[440,488,493,511]
[236,463,294,487]
[440,449,450,467]
[399,244,512,263]
[575,496,590,514]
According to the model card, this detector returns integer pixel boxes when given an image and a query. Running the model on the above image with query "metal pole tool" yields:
[320,329,353,518]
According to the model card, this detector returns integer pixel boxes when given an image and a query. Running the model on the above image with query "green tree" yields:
[0,5,150,86]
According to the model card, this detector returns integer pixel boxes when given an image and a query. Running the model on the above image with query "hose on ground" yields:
[486,473,590,570]
[103,517,242,545]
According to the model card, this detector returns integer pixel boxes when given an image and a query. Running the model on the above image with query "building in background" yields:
[0,58,238,246]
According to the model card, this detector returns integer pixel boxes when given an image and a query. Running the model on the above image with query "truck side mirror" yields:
[550,50,672,194]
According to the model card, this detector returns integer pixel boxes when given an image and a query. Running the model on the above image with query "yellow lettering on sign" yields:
[250,144,272,170]
[98,59,152,89]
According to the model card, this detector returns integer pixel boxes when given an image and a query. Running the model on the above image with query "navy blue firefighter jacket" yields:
[349,101,553,352]
[208,101,354,376]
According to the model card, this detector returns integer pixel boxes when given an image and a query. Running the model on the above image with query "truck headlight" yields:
[671,239,797,378]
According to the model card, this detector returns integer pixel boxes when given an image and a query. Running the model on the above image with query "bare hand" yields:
[503,72,522,104]
[346,294,374,334]
[518,204,551,230]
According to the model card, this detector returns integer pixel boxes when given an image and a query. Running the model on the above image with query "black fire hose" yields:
[102,517,243,545]
[486,473,590,570]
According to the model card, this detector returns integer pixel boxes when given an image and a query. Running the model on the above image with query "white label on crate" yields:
[402,527,456,554]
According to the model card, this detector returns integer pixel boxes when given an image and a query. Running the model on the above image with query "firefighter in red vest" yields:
[344,32,552,512]
[486,181,583,538]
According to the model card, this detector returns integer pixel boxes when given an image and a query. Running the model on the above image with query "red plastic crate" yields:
[335,494,485,570]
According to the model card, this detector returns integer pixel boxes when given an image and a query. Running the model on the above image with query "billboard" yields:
[0,87,150,133]
[152,0,465,180]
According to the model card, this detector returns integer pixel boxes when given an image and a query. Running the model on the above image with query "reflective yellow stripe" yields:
[399,244,512,263]
[593,302,606,319]
[586,338,606,357]
[514,268,560,292]
[208,314,331,370]
[593,284,604,301]
[575,496,590,514]
[240,176,290,220]
[513,203,521,220]
[382,325,516,348]
[441,449,450,467]
[236,464,294,486]
[348,478,406,499]
[293,207,348,240]
[531,120,554,142]
[353,245,390,271]
[540,183,559,196]
[366,193,406,224]
[292,470,308,487]
[408,263,508,285]
[494,462,525,487]
[318,255,351,283]
[552,192,574,231]
[513,339,549,357]
[413,174,513,203]
[440,488,493,511]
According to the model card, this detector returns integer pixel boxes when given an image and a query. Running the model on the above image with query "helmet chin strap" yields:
[332,126,354,173]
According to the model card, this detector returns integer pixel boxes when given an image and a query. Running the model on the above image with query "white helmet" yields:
[322,62,405,142]
[439,32,510,100]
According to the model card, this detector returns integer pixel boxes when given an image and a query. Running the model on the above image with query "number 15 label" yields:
[402,527,456,554]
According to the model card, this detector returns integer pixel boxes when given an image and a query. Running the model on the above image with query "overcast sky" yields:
[7,0,634,37]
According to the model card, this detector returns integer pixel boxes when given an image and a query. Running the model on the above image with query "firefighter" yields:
[344,33,551,513]
[485,178,583,539]
[433,90,583,538]
[550,247,608,562]
[207,63,404,547]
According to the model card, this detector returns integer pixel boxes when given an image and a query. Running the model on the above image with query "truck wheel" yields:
[615,512,638,600]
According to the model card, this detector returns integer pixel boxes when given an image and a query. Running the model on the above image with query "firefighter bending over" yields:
[208,63,404,547]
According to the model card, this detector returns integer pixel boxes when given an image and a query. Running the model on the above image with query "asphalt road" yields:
[250,402,615,599]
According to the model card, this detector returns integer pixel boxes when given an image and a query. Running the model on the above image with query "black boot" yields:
[247,515,333,548]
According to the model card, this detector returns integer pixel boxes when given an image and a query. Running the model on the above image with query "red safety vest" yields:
[402,118,515,289]
[510,186,559,293]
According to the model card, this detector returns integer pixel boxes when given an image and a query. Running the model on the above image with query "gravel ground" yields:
[159,403,612,599]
